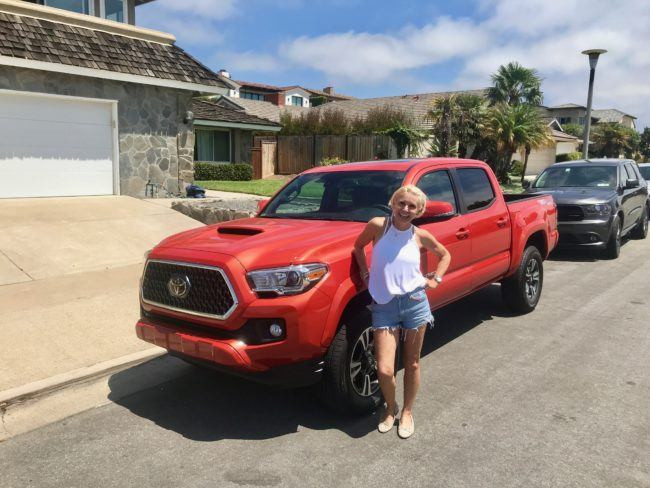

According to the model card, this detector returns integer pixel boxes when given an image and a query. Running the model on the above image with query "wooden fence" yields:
[258,134,398,175]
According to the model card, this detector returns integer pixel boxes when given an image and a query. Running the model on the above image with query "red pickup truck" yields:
[136,158,558,414]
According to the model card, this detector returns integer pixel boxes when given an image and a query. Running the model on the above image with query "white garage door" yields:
[0,91,117,198]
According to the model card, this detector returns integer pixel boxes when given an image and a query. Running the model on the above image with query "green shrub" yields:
[194,162,252,181]
[321,156,348,166]
[555,151,582,163]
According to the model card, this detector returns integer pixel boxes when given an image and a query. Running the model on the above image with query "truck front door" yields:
[414,169,472,309]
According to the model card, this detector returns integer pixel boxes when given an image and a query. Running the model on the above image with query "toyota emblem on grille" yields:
[167,274,191,299]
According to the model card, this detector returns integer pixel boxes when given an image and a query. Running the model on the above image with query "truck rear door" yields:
[454,166,511,288]
[414,168,472,308]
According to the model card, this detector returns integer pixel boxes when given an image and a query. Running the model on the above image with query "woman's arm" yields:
[353,217,383,286]
[416,228,451,290]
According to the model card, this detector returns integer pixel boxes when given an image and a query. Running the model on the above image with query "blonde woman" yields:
[353,185,451,439]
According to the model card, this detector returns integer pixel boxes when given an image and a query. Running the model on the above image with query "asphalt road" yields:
[1,239,649,488]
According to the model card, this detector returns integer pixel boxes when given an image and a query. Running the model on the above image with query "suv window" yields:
[620,165,629,187]
[415,170,457,213]
[456,168,495,211]
[624,163,637,181]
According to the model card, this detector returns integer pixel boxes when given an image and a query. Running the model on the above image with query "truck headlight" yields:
[247,263,328,296]
[583,204,611,217]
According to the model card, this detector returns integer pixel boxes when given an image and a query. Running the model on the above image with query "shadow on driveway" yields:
[108,284,511,442]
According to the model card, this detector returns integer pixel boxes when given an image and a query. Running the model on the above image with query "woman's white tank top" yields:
[368,217,426,304]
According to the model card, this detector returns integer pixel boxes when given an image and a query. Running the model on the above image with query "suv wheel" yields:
[501,245,543,314]
[631,206,648,240]
[604,217,622,259]
[320,308,382,415]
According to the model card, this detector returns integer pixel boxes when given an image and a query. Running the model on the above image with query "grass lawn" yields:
[500,175,525,194]
[196,179,287,197]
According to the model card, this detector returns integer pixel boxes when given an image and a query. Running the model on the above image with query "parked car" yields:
[525,159,649,258]
[638,163,650,189]
[136,158,558,414]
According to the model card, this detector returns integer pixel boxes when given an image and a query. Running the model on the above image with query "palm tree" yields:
[591,122,639,158]
[487,62,543,106]
[487,103,552,182]
[427,93,488,158]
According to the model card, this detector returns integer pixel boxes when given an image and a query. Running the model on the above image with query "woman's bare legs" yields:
[400,325,427,428]
[374,328,399,422]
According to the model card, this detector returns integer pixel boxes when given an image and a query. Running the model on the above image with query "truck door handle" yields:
[456,228,470,240]
[497,217,508,228]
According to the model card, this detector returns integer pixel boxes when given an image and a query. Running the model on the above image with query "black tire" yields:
[631,206,648,240]
[603,217,622,259]
[320,308,383,415]
[501,246,544,314]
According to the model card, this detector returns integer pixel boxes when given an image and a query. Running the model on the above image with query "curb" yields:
[0,348,165,409]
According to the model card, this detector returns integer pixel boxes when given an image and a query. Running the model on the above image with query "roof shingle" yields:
[0,11,225,87]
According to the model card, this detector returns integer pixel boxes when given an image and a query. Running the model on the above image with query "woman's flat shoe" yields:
[398,416,415,439]
[378,403,399,433]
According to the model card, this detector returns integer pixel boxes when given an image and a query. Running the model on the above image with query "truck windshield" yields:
[533,165,617,189]
[260,170,406,222]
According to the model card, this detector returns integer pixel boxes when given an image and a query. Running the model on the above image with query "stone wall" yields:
[0,66,195,197]
[171,198,260,225]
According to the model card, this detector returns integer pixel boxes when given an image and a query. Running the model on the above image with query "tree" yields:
[640,127,650,162]
[487,62,543,106]
[590,123,639,158]
[487,103,552,182]
[427,93,488,158]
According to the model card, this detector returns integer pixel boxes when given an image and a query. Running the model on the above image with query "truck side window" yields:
[415,170,457,213]
[619,165,628,187]
[456,168,495,211]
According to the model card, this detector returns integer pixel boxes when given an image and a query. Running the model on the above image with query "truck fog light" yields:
[269,323,284,337]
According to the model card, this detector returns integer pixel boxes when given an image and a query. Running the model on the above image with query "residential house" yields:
[547,103,637,129]
[0,0,232,198]
[218,70,353,108]
[192,98,280,164]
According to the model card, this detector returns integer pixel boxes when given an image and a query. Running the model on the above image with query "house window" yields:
[559,117,570,125]
[102,0,127,22]
[577,117,585,125]
[195,129,231,162]
[240,92,266,101]
[42,0,92,15]
[291,96,304,106]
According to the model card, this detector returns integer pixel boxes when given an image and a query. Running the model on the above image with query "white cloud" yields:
[138,0,236,47]
[215,51,280,73]
[282,17,489,82]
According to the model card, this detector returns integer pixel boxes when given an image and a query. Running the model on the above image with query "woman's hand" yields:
[425,277,439,290]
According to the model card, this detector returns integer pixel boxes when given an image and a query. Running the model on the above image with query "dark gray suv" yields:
[525,159,649,258]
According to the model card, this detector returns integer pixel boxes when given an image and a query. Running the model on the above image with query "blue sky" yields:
[137,0,649,129]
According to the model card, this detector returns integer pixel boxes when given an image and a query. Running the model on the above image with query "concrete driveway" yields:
[0,196,202,392]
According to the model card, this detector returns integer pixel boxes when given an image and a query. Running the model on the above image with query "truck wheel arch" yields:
[319,281,371,347]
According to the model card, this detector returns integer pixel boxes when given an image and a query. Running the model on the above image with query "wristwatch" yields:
[432,273,443,284]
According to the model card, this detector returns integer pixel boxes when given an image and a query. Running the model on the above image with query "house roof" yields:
[551,129,580,142]
[192,99,279,127]
[225,97,309,122]
[311,89,488,128]
[549,103,586,109]
[303,87,354,101]
[591,108,636,121]
[234,79,354,100]
[0,10,226,89]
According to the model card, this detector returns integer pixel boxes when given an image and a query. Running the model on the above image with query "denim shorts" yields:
[370,286,434,331]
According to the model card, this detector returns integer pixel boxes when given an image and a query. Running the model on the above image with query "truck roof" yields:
[302,157,489,174]
[553,158,635,167]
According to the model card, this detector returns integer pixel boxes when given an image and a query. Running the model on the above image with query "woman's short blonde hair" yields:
[389,185,427,217]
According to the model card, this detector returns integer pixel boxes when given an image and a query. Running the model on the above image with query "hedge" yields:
[555,152,582,163]
[194,162,253,181]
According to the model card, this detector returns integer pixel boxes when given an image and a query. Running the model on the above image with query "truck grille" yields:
[557,205,584,222]
[141,260,237,319]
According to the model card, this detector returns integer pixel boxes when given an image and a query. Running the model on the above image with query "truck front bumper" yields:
[136,318,324,388]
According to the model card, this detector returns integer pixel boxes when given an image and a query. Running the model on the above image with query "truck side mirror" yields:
[257,199,270,213]
[422,200,455,219]
[625,179,639,189]
[522,180,531,189]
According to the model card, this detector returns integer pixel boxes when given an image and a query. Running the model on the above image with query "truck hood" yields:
[529,188,617,205]
[155,217,365,270]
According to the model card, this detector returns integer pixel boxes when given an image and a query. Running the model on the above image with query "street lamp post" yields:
[581,49,607,159]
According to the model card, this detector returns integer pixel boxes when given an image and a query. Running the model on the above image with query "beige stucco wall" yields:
[556,140,580,155]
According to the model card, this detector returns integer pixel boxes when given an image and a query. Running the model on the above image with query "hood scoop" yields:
[217,226,264,236]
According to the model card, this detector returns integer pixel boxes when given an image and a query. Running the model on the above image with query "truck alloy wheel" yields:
[349,326,379,397]
[501,245,544,314]
[631,206,648,239]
